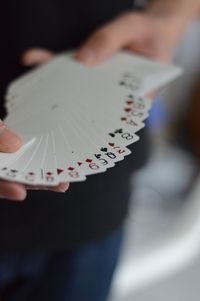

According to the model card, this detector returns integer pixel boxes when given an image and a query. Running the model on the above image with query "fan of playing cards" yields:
[1,51,182,186]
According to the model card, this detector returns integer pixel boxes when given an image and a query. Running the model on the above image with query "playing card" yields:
[5,59,149,138]
[0,136,48,185]
[59,105,131,161]
[0,138,35,166]
[50,128,86,182]
[5,51,181,114]
[96,51,183,96]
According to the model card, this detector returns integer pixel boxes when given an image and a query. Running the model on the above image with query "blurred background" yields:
[108,19,200,301]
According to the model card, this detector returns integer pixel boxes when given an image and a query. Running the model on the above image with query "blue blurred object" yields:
[147,98,169,130]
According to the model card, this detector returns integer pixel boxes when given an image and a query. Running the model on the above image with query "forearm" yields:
[148,0,200,21]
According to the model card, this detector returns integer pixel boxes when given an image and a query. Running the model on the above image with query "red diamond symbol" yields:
[86,159,92,163]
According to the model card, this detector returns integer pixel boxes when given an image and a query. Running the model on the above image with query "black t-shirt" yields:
[0,0,149,251]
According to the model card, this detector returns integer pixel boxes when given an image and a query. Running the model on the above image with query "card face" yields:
[57,118,109,175]
[51,128,86,182]
[2,51,182,186]
[6,51,181,113]
[0,136,46,185]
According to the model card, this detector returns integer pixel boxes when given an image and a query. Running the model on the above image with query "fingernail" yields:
[58,183,70,193]
[75,48,95,64]
[13,190,27,201]
[0,120,22,152]
[22,49,54,66]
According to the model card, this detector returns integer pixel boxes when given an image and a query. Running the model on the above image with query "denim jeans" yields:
[0,226,123,301]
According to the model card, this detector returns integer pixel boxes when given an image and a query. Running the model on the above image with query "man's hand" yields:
[23,5,196,66]
[20,5,199,200]
[23,6,193,69]
[0,120,26,201]
[0,119,69,201]
[75,11,192,64]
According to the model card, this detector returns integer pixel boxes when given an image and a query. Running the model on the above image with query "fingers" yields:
[0,119,22,153]
[126,44,172,63]
[26,182,70,193]
[75,12,146,65]
[0,181,26,201]
[0,181,69,202]
[75,11,174,65]
[47,182,70,193]
[21,48,54,66]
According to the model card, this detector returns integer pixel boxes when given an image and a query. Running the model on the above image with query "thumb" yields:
[0,120,22,153]
[75,13,144,65]
[21,48,54,66]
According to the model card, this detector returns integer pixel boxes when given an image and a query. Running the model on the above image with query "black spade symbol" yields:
[109,133,115,138]
[100,147,108,152]
[115,129,123,134]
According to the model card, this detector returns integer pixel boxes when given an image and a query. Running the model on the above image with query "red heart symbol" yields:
[126,100,133,105]
[124,108,132,113]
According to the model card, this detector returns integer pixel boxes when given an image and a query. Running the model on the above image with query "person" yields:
[0,1,199,300]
